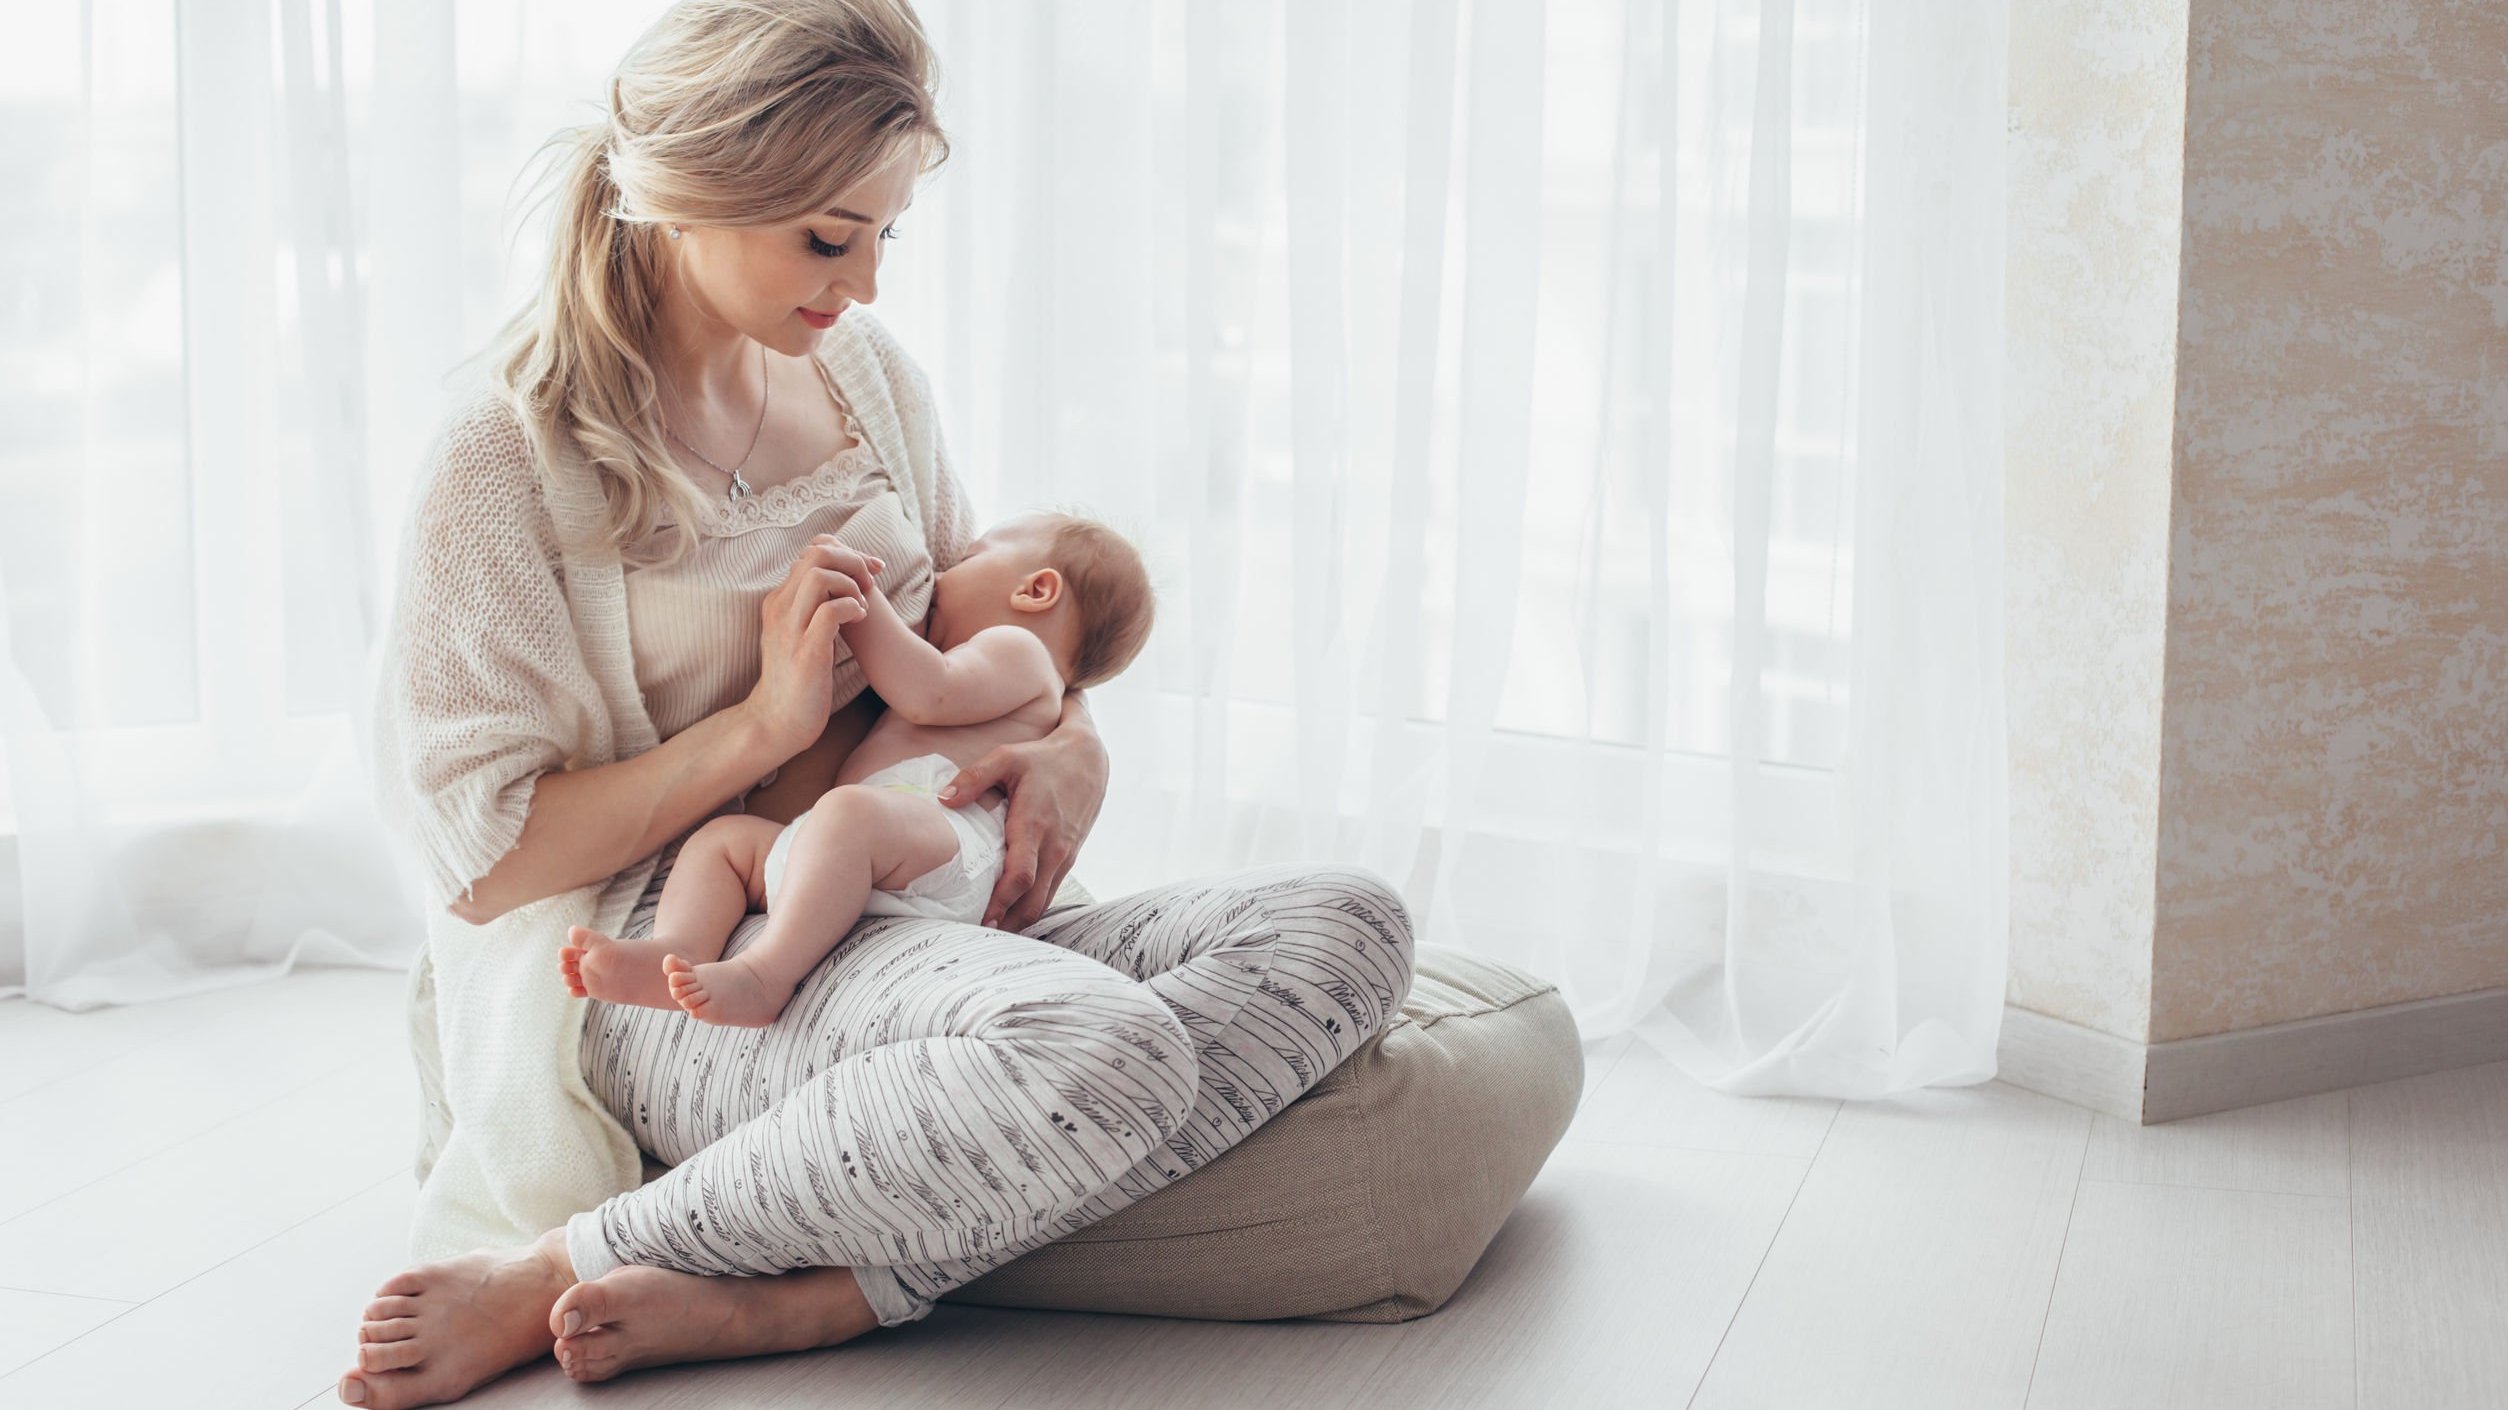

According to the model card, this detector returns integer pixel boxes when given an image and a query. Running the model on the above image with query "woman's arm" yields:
[447,695,807,925]
[939,685,1109,933]
[446,530,890,925]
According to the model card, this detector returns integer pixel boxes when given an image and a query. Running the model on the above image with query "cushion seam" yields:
[1403,981,1562,1029]
[1352,1000,1399,1308]
[1044,1207,1356,1246]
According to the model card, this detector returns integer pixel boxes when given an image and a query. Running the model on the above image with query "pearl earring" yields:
[668,225,682,240]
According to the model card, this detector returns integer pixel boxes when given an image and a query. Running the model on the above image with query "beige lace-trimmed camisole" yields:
[623,355,936,771]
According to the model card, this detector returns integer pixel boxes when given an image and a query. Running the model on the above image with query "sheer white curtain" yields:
[0,0,666,1007]
[2,0,2007,1099]
[887,0,2010,1096]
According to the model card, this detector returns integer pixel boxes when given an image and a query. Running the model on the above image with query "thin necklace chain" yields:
[658,343,769,502]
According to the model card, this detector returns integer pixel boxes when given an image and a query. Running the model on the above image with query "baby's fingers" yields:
[808,534,883,575]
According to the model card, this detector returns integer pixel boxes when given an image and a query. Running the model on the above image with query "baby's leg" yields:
[669,784,962,1028]
[561,814,781,1011]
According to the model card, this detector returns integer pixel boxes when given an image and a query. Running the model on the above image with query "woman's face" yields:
[665,145,923,358]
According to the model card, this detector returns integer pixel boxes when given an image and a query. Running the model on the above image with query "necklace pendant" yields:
[728,468,755,502]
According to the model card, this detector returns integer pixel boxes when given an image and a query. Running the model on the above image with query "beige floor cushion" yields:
[934,941,1584,1323]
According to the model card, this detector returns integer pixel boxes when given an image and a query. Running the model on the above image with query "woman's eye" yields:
[808,224,901,259]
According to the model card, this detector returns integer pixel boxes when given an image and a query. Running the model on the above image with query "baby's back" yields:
[833,693,1063,810]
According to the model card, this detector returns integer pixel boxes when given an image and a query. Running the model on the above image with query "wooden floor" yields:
[1,963,2502,1409]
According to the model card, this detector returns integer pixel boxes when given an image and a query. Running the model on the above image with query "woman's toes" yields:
[340,1368,448,1410]
[556,1326,625,1383]
[338,1370,420,1407]
[360,1318,416,1344]
[361,1295,418,1323]
[373,1268,429,1297]
[357,1338,424,1373]
[549,1278,609,1341]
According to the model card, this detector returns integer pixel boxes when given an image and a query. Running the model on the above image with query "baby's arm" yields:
[841,581,1059,727]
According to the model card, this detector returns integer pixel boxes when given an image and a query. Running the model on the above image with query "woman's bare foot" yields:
[664,951,793,1028]
[547,1261,882,1382]
[558,926,683,1010]
[337,1227,573,1408]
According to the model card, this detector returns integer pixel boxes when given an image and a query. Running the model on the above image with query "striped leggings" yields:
[564,852,1418,1327]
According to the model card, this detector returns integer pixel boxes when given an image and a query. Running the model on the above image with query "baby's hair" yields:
[1020,507,1154,691]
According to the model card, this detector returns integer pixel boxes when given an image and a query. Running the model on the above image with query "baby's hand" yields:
[808,534,884,592]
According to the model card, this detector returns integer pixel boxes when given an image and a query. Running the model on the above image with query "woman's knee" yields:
[979,971,1196,1146]
[1198,863,1416,1058]
[1282,863,1418,1019]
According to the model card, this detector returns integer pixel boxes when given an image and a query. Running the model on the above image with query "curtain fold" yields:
[0,0,658,1007]
[896,0,2011,1096]
[1,0,421,1010]
[2,0,2009,1101]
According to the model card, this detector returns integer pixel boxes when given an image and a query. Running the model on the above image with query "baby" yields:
[558,508,1155,1027]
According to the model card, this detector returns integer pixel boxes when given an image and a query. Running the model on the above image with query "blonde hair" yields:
[474,0,949,571]
[1027,511,1157,691]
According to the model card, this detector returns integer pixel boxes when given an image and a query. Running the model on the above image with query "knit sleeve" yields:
[371,392,602,913]
[924,412,980,575]
[853,311,978,574]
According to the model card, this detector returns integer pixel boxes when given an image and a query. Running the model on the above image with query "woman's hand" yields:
[741,534,884,758]
[941,694,1110,932]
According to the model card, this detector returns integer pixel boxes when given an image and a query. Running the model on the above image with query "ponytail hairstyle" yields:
[475,0,950,571]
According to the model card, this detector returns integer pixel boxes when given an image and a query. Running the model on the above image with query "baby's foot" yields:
[664,952,792,1029]
[558,927,682,1010]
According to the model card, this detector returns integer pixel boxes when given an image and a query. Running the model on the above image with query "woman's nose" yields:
[833,257,877,307]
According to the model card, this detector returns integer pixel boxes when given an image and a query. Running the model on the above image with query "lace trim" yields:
[694,403,883,536]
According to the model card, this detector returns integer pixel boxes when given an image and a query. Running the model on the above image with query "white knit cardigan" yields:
[372,309,1070,1260]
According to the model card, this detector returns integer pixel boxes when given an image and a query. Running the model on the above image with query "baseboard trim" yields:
[1996,1005,2145,1122]
[1995,984,2508,1124]
[2142,982,2508,1122]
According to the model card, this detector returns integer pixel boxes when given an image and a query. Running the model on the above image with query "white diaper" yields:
[758,752,1010,926]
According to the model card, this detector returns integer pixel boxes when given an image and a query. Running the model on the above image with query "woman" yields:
[340,2,1416,1405]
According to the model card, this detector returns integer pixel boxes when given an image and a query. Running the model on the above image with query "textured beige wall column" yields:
[2004,0,2191,1044]
[2152,0,2508,1043]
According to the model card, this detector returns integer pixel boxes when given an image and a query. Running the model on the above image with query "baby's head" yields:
[926,510,1154,691]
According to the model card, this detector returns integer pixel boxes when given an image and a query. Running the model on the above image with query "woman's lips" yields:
[798,307,840,329]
